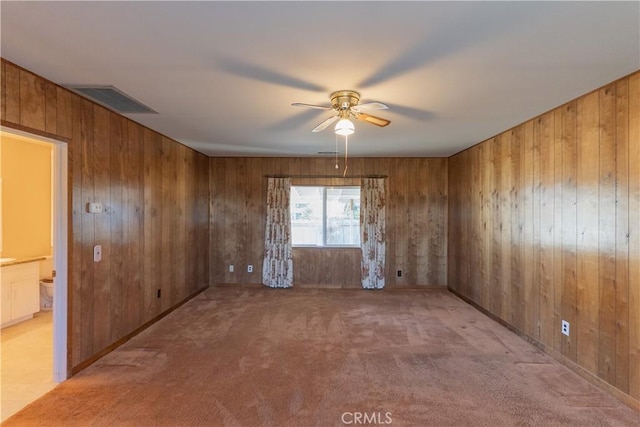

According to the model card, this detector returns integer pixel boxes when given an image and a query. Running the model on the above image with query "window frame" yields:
[290,185,361,248]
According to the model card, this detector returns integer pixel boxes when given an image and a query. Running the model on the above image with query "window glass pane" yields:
[290,186,323,245]
[326,187,360,246]
[290,186,360,247]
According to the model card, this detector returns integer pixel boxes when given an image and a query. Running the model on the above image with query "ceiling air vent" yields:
[63,85,158,114]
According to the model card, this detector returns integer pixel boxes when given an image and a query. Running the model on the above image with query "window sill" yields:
[293,246,360,250]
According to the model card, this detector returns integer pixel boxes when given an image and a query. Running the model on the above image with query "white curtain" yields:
[360,178,386,289]
[262,177,293,288]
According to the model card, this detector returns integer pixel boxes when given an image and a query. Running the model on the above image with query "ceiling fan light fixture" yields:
[335,118,354,135]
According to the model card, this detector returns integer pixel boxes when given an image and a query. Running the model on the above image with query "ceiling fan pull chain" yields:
[343,135,349,178]
[335,134,339,169]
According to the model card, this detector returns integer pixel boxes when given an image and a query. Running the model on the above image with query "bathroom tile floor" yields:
[1,311,56,422]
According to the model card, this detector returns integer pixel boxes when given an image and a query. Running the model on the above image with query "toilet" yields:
[40,277,54,311]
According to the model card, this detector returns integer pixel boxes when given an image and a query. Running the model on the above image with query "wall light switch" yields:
[229,265,234,273]
[93,245,102,262]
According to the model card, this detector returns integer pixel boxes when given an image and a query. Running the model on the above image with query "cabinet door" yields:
[11,278,40,320]
[1,282,11,324]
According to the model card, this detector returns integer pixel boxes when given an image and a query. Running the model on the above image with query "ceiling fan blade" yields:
[312,115,339,132]
[352,102,389,112]
[356,112,391,127]
[292,102,332,110]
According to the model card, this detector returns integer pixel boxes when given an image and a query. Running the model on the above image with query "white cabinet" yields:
[1,280,11,325]
[1,262,40,328]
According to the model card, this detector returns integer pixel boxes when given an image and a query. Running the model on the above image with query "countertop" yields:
[0,256,48,267]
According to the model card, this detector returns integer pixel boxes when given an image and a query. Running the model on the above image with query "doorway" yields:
[0,128,68,420]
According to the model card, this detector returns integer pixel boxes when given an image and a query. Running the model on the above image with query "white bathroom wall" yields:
[1,133,53,259]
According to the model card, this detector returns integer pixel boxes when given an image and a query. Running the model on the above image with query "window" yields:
[290,186,360,247]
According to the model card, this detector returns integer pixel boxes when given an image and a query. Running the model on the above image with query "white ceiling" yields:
[1,1,638,157]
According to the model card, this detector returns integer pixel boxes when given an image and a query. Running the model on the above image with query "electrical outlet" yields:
[87,202,104,213]
[561,320,570,336]
[397,270,402,277]
[229,265,234,273]
[247,265,253,273]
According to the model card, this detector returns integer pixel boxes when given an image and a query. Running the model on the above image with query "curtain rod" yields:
[264,174,388,179]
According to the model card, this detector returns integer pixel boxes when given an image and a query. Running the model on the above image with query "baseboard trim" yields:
[210,283,264,288]
[71,285,208,376]
[210,283,447,290]
[447,287,640,413]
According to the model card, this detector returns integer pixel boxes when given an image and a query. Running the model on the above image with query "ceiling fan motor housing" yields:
[293,89,390,131]
[331,90,360,117]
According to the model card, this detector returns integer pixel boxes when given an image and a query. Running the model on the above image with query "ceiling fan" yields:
[292,90,391,133]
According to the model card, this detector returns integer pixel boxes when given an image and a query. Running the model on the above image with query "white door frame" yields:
[1,127,68,382]
[52,142,68,382]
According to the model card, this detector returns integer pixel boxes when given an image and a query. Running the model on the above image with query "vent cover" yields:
[63,85,158,114]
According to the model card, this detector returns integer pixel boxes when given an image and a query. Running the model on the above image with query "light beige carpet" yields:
[4,287,639,426]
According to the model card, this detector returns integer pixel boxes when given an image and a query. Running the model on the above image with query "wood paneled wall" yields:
[210,157,448,287]
[1,59,210,372]
[448,72,640,401]
[293,248,361,287]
